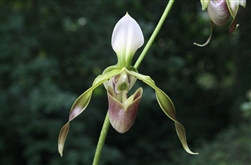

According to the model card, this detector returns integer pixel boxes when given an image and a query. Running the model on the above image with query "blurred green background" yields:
[1,1,250,165]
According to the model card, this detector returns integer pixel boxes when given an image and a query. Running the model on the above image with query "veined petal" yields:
[58,67,121,156]
[107,86,143,133]
[207,0,230,26]
[112,13,144,66]
[128,70,198,155]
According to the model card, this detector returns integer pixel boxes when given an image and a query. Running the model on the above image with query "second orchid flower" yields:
[195,0,246,46]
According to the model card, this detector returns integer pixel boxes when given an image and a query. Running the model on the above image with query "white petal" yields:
[112,13,144,65]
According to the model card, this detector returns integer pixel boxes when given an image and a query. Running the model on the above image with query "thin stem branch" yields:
[134,0,175,69]
[92,112,110,165]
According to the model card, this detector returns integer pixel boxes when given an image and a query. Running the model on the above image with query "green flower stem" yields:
[134,0,175,69]
[92,111,110,165]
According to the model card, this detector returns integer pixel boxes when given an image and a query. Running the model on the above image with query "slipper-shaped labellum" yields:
[208,0,230,26]
[104,70,143,133]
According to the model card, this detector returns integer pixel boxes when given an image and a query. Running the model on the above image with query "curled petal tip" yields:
[194,21,214,47]
[175,123,198,155]
[58,144,64,157]
[183,143,199,155]
[58,123,70,157]
[193,40,211,47]
[186,149,199,155]
[182,140,199,155]
[193,33,212,47]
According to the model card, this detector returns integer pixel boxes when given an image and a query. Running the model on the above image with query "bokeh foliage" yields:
[1,1,250,165]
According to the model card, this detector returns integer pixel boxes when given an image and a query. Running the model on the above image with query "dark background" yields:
[1,1,250,165]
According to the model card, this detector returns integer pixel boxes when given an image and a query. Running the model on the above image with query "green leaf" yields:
[129,70,198,155]
[58,67,121,156]
[200,0,210,10]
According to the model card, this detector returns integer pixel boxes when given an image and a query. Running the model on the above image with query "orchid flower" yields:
[58,13,198,157]
[195,0,246,46]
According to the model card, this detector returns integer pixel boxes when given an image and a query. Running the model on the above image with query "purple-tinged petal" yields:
[208,0,230,26]
[58,123,70,157]
[107,86,143,133]
[58,89,92,157]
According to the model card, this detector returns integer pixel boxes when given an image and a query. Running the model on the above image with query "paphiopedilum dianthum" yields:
[58,13,198,157]
[195,0,246,46]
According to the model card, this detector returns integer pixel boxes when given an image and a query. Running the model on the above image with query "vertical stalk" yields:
[92,112,110,165]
